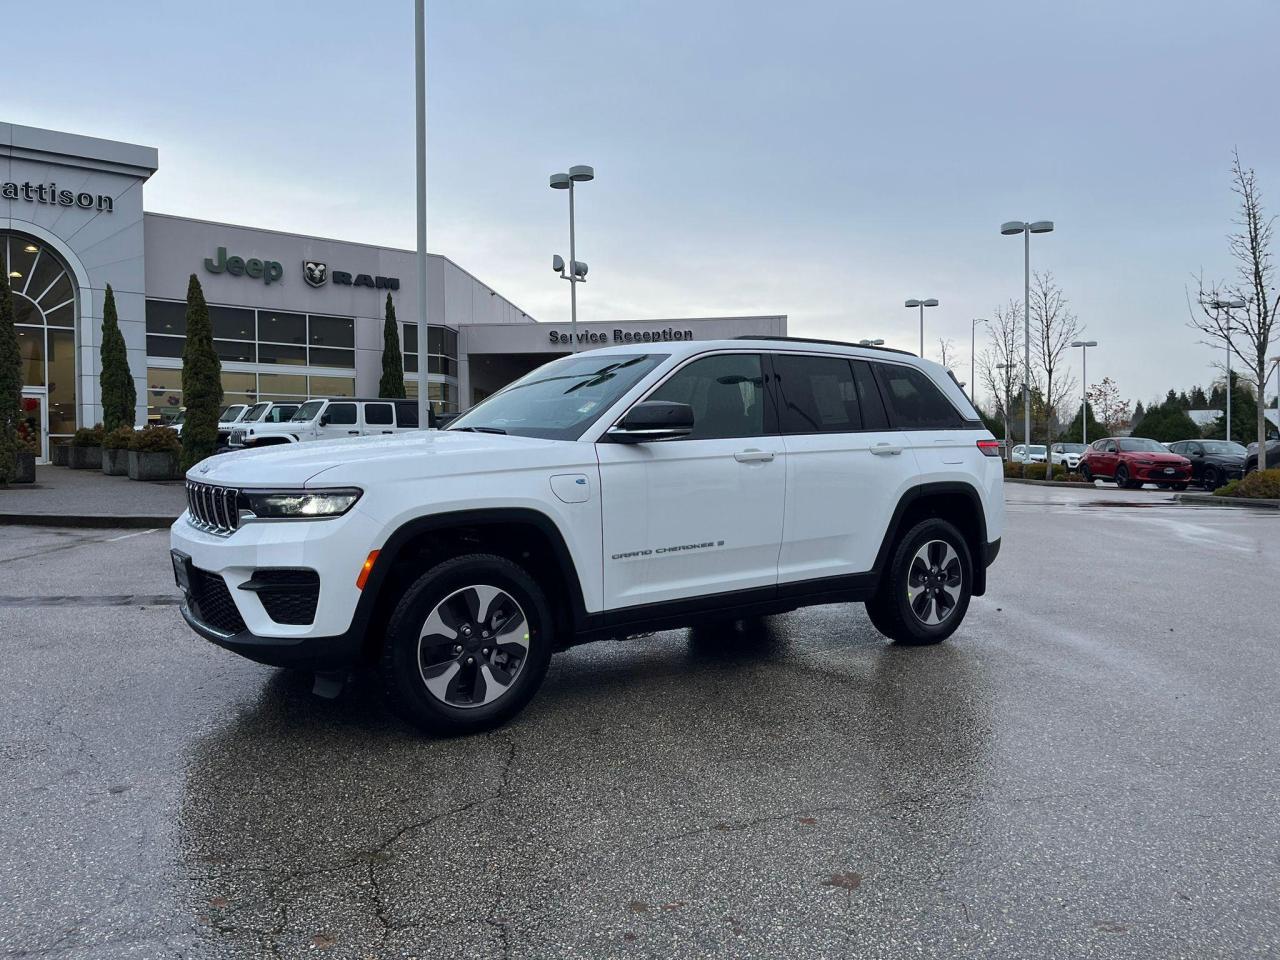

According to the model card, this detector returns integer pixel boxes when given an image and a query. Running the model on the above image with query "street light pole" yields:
[1209,298,1246,441]
[997,362,1014,455]
[550,165,595,352]
[1001,220,1054,474]
[970,318,987,406]
[904,298,938,357]
[1071,340,1098,446]
[414,0,430,428]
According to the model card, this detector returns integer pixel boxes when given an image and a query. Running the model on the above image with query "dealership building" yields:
[2,123,786,460]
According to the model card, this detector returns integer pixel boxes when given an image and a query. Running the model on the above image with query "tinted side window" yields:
[269,406,298,423]
[648,353,766,440]
[326,403,357,425]
[851,360,889,429]
[365,403,394,425]
[395,401,419,428]
[872,363,961,429]
[773,354,861,434]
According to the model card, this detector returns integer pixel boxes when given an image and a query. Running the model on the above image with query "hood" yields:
[1120,450,1186,463]
[187,431,575,487]
[1204,452,1246,464]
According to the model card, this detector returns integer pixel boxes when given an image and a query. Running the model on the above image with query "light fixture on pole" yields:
[1000,219,1054,470]
[1071,340,1098,445]
[549,164,594,352]
[1213,296,1244,442]
[858,338,885,347]
[970,318,987,406]
[904,298,938,356]
[413,0,430,428]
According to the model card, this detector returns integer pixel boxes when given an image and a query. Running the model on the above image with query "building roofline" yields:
[3,123,158,178]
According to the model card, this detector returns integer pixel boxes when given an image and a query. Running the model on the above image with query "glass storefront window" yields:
[222,371,257,399]
[309,375,355,397]
[146,300,187,335]
[259,343,307,365]
[210,306,255,341]
[308,347,355,369]
[214,340,256,363]
[147,367,184,425]
[47,330,76,434]
[259,311,306,344]
[146,335,184,358]
[308,315,354,348]
[17,326,44,385]
[259,372,307,396]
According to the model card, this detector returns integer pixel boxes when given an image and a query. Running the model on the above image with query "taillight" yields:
[977,439,1001,458]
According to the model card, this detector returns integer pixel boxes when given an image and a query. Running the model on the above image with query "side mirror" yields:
[319,413,331,426]
[605,401,694,443]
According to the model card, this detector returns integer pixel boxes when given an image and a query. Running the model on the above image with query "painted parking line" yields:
[105,528,159,542]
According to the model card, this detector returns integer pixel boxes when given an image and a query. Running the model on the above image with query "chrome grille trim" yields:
[185,481,241,536]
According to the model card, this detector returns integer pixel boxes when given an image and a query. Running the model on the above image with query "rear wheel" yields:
[379,554,554,735]
[865,519,972,646]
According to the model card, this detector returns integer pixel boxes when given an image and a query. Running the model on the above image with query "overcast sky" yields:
[11,0,1280,409]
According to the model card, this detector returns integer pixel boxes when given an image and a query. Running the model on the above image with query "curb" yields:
[1174,493,1280,510]
[1003,478,1098,489]
[0,513,178,529]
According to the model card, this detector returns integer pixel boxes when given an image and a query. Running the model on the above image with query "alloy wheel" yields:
[906,540,963,626]
[417,584,530,708]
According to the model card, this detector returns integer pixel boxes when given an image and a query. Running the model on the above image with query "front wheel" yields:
[379,554,554,735]
[1202,466,1222,490]
[1080,464,1093,483]
[865,519,972,646]
[1116,465,1139,489]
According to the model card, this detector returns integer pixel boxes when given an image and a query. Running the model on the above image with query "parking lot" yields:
[1,484,1277,959]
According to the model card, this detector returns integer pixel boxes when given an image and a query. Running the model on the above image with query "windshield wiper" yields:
[452,426,508,435]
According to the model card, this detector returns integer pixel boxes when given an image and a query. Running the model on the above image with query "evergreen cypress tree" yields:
[379,292,406,399]
[180,274,223,470]
[98,284,136,431]
[0,272,23,483]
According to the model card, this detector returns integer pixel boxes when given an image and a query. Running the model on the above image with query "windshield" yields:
[1055,443,1086,453]
[448,353,668,440]
[1025,445,1047,455]
[1119,438,1167,453]
[1201,441,1246,455]
[244,402,270,422]
[291,400,326,423]
[218,404,247,423]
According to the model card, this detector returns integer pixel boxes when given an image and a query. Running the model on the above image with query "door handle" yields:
[734,449,775,463]
[348,430,359,435]
[871,443,903,456]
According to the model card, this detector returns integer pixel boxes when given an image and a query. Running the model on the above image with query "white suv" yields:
[171,338,1004,734]
[228,397,426,449]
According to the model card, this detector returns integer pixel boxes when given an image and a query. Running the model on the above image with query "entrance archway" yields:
[2,232,78,460]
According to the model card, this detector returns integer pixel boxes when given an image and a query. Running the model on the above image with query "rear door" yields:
[870,360,976,480]
[362,401,396,436]
[394,401,419,431]
[774,353,917,583]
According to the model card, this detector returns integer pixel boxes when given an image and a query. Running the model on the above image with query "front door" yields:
[318,401,360,440]
[20,390,47,462]
[597,352,785,611]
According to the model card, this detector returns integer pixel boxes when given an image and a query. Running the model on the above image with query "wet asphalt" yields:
[1,486,1278,959]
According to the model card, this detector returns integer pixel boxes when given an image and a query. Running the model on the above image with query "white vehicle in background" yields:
[1050,442,1088,470]
[1009,444,1047,464]
[228,398,428,449]
[215,404,252,447]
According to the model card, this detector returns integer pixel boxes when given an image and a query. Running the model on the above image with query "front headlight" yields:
[243,488,362,519]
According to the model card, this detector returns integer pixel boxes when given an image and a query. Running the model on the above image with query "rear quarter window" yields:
[871,363,962,429]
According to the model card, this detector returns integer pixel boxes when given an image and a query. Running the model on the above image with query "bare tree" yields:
[1190,151,1280,469]
[936,337,958,374]
[1030,270,1082,463]
[977,300,1022,443]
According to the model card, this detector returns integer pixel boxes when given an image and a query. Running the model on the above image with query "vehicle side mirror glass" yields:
[606,401,694,443]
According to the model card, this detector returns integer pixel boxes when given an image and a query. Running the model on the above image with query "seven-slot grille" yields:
[186,481,241,535]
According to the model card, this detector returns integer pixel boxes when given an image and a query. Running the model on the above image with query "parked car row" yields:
[228,397,433,449]
[1011,435,1252,491]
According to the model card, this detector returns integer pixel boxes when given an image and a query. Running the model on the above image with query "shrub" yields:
[180,274,222,470]
[1215,468,1280,500]
[72,424,105,447]
[1002,461,1025,480]
[99,284,136,431]
[130,425,181,455]
[103,425,136,450]
[379,292,406,399]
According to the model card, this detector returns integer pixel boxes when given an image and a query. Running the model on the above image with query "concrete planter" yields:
[102,448,131,476]
[50,443,70,467]
[127,450,179,481]
[68,446,103,469]
[12,449,36,483]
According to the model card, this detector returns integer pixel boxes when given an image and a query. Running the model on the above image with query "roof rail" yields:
[732,335,916,357]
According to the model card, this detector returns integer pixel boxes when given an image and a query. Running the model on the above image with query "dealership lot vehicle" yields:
[228,397,425,448]
[1050,441,1087,470]
[1244,437,1280,475]
[1010,443,1047,464]
[1079,436,1192,489]
[171,338,1004,734]
[1167,439,1246,489]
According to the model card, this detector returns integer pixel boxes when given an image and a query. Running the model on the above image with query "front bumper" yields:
[1134,465,1191,482]
[170,502,380,669]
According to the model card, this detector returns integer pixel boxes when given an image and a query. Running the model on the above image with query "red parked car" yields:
[1080,437,1193,489]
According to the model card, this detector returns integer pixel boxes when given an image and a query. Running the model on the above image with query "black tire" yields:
[1080,464,1093,483]
[379,553,554,735]
[1116,465,1138,489]
[865,518,973,646]
[1202,466,1221,490]
[1171,482,1188,490]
